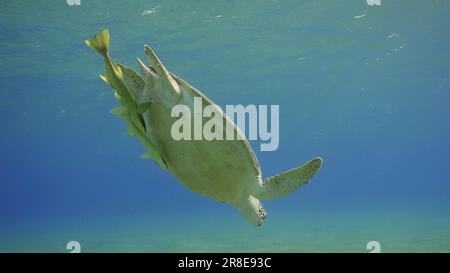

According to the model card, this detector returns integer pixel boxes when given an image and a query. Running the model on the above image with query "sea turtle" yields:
[85,29,322,226]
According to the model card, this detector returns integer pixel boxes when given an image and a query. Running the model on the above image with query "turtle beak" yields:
[144,44,180,94]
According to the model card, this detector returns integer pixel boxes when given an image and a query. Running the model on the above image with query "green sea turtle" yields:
[85,29,322,226]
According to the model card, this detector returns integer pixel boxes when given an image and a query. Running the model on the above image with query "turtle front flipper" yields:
[255,157,322,200]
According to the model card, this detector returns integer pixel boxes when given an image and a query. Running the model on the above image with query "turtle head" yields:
[137,45,180,104]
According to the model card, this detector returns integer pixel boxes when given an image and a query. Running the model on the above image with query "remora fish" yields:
[85,29,322,226]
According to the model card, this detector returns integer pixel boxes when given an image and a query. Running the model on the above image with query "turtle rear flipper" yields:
[231,195,267,226]
[255,157,322,200]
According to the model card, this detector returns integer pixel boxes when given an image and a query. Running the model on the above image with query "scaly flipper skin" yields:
[255,157,323,200]
[231,196,267,226]
[85,29,323,226]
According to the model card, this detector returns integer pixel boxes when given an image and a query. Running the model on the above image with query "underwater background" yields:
[1,0,449,252]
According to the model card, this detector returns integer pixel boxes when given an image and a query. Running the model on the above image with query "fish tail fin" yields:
[85,29,109,57]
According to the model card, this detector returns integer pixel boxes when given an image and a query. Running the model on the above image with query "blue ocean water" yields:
[1,0,450,252]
